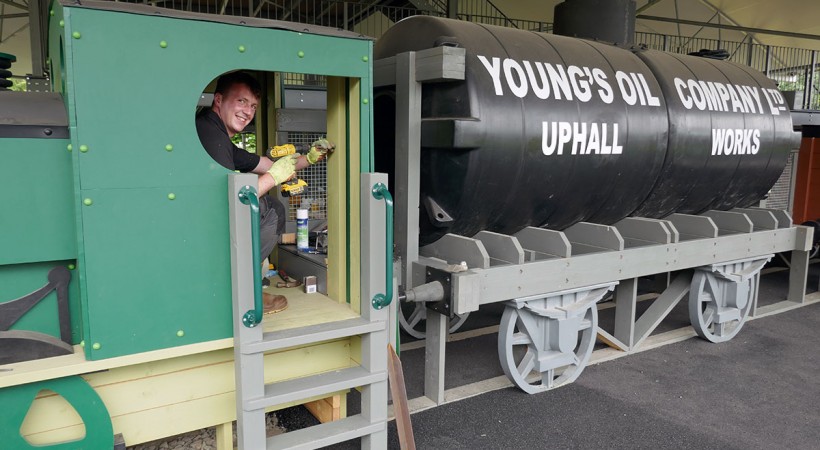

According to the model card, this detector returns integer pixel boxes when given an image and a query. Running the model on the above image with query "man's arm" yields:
[251,155,310,196]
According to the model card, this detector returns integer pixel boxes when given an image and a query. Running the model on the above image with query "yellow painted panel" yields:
[21,339,355,445]
[348,79,362,315]
[326,76,348,304]
[0,294,356,389]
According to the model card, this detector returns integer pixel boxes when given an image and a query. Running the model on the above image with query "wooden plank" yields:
[304,394,342,423]
[215,422,232,450]
[0,295,357,389]
[388,343,416,450]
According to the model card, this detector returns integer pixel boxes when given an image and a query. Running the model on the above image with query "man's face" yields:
[213,83,258,137]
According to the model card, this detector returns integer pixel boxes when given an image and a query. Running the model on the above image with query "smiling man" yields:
[196,71,334,313]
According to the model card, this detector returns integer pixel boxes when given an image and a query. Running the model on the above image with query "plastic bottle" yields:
[296,208,309,251]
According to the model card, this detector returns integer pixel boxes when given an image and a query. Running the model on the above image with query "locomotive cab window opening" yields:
[195,70,336,300]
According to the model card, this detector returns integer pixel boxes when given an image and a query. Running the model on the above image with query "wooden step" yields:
[244,366,387,411]
[266,414,385,449]
[241,317,385,355]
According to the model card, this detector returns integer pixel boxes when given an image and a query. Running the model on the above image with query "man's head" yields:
[212,71,262,137]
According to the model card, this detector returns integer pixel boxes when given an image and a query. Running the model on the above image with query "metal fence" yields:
[122,0,817,108]
[636,32,819,109]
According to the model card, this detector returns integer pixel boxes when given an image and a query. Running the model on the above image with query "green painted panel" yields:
[0,138,76,265]
[0,375,113,449]
[48,4,376,359]
[78,185,232,359]
[65,8,372,190]
[0,262,82,344]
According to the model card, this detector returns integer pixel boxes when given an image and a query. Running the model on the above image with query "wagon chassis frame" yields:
[376,47,813,403]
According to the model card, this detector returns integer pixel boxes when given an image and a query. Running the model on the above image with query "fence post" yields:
[447,0,458,19]
[765,45,772,78]
[806,50,817,110]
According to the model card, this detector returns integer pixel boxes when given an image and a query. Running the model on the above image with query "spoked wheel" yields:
[398,301,470,339]
[689,270,755,343]
[498,301,597,394]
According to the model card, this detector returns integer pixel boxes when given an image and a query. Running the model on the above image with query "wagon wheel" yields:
[398,301,470,339]
[689,270,755,343]
[498,302,597,394]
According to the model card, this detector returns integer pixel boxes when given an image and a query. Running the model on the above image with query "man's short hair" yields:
[214,71,262,99]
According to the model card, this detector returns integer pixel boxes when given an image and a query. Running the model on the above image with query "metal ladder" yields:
[228,173,393,449]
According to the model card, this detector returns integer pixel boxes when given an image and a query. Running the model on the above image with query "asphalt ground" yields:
[275,263,820,449]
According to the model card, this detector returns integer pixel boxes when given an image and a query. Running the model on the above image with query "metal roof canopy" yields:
[3,0,820,77]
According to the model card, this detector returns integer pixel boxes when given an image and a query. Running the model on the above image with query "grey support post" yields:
[228,174,267,450]
[376,46,466,405]
[787,225,812,303]
[360,173,391,450]
[394,51,422,294]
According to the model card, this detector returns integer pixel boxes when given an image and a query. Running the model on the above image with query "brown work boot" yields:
[263,293,288,315]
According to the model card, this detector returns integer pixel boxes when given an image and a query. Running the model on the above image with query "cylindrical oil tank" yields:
[374,16,798,246]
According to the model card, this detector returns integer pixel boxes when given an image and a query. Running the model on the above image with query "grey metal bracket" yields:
[425,267,454,318]
[564,222,624,255]
[473,231,525,266]
[746,206,793,228]
[374,46,466,87]
[702,210,754,235]
[731,208,778,231]
[614,217,679,247]
[689,255,772,342]
[513,226,571,261]
[497,282,616,394]
[420,233,490,269]
[666,213,718,240]
[632,272,693,349]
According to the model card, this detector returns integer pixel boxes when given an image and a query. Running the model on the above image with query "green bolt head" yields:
[83,198,93,206]
[177,330,185,337]
[50,9,54,16]
[79,144,89,153]
[165,144,173,152]
[68,264,76,270]
[80,340,85,347]
[59,20,64,27]
[362,98,369,104]
[168,193,176,200]
[362,56,369,62]
[72,31,81,39]
[160,40,168,48]
[67,144,73,152]
[92,342,101,350]
[297,50,305,58]
[238,45,246,53]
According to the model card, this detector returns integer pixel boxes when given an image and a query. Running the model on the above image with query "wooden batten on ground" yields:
[304,394,344,423]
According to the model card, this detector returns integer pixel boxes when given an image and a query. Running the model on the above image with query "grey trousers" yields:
[259,194,286,261]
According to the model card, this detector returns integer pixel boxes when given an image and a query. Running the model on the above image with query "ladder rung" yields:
[242,317,386,355]
[244,366,387,411]
[266,414,385,449]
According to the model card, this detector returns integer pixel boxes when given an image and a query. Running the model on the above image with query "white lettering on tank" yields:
[523,61,551,99]
[478,55,505,96]
[542,121,623,156]
[545,63,573,100]
[592,68,614,104]
[503,58,528,98]
[712,128,761,155]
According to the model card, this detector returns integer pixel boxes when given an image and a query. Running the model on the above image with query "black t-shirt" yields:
[195,109,260,172]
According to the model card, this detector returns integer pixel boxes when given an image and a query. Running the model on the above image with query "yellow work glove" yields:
[267,154,297,185]
[307,138,335,164]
